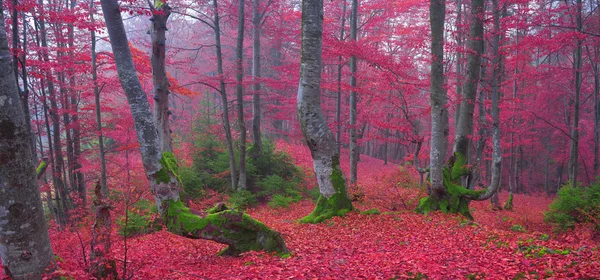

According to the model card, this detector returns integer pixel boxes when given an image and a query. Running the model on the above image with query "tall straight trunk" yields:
[471,64,486,191]
[0,4,55,277]
[213,0,237,190]
[489,0,503,209]
[59,64,75,195]
[38,0,69,224]
[454,0,463,129]
[428,0,447,195]
[349,0,359,184]
[298,0,353,224]
[568,0,582,185]
[593,58,599,173]
[91,0,107,196]
[336,0,347,154]
[67,0,84,206]
[42,81,60,219]
[11,0,18,84]
[151,1,173,153]
[592,0,600,173]
[251,0,262,158]
[236,0,247,190]
[453,0,484,158]
[100,0,287,255]
[13,1,35,158]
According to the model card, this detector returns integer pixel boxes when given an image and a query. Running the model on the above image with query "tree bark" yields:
[0,5,55,277]
[349,0,359,185]
[251,0,263,158]
[38,0,69,225]
[151,1,173,153]
[236,0,247,190]
[453,0,484,159]
[67,0,85,207]
[100,0,287,255]
[213,0,238,190]
[298,0,353,223]
[568,0,582,185]
[336,0,347,154]
[427,0,448,196]
[91,0,108,197]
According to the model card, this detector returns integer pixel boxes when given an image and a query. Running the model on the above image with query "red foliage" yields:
[3,142,597,280]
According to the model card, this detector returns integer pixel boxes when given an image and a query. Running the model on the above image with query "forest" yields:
[0,0,599,278]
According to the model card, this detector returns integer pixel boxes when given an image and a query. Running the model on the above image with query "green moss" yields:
[299,155,353,224]
[164,200,209,234]
[360,208,381,215]
[415,152,484,219]
[163,199,288,256]
[504,193,514,211]
[156,152,181,184]
[36,160,47,176]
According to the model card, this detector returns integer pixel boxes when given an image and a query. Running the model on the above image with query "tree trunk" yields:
[100,0,287,255]
[453,0,484,159]
[67,0,85,207]
[336,0,347,154]
[38,0,69,225]
[251,0,263,158]
[150,1,173,153]
[236,0,247,190]
[298,0,353,224]
[89,183,116,279]
[91,0,108,197]
[454,0,463,130]
[427,0,447,196]
[213,0,238,190]
[568,0,582,185]
[418,0,501,219]
[349,0,359,185]
[0,6,55,277]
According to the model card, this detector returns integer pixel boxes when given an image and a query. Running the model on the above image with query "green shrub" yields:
[268,194,294,208]
[284,188,302,202]
[117,200,161,237]
[257,174,286,195]
[545,181,600,232]
[228,190,258,209]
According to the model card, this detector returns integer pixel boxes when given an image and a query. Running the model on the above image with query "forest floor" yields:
[3,142,600,279]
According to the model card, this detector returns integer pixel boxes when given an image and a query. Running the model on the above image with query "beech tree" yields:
[417,0,502,218]
[236,0,247,190]
[251,0,263,158]
[297,0,353,223]
[99,0,287,255]
[0,3,54,277]
[349,0,359,185]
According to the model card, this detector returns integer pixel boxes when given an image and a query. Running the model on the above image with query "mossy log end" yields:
[299,162,353,224]
[163,200,289,256]
[416,153,485,219]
